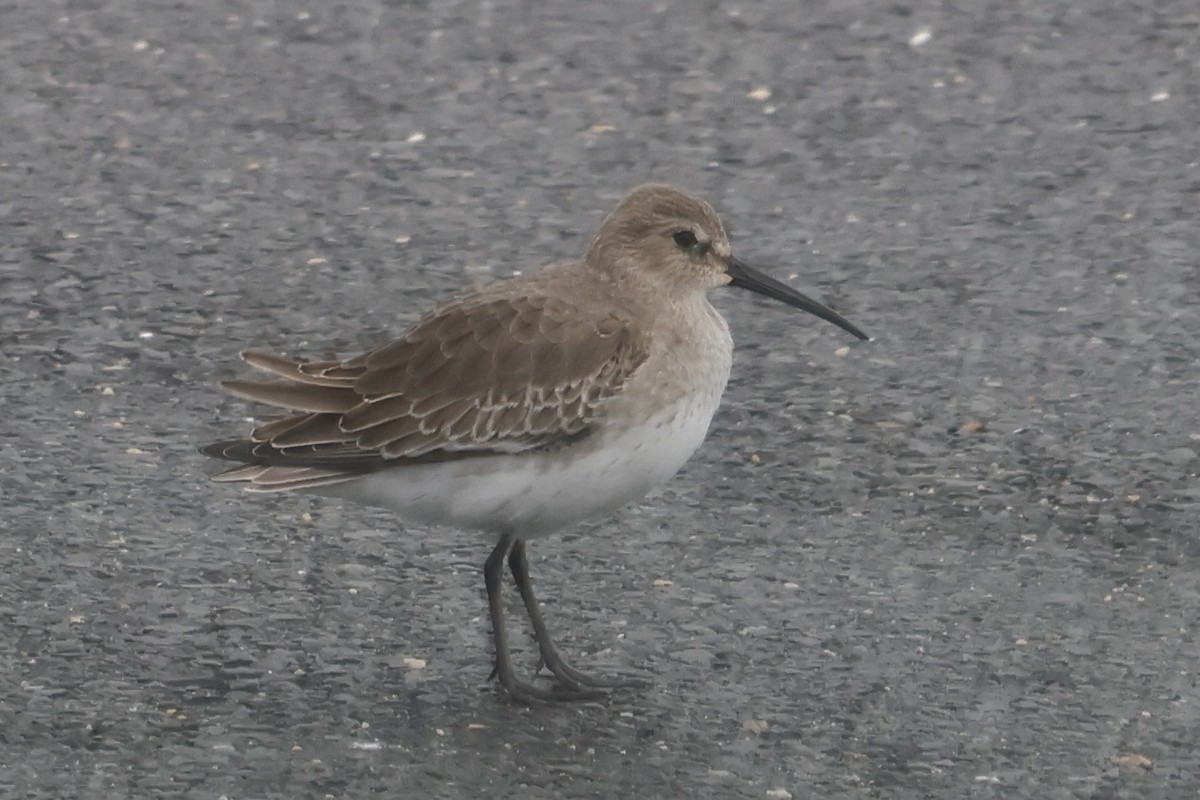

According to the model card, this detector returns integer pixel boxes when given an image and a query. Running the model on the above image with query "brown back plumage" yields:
[203,267,651,479]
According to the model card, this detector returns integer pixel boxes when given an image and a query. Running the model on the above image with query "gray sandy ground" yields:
[2,1,1198,797]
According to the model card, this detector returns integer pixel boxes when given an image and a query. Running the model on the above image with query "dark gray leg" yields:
[508,539,645,691]
[484,534,601,703]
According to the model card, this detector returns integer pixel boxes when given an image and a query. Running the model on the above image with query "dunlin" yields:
[204,184,867,703]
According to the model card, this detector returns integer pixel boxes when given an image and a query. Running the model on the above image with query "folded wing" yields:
[203,288,649,490]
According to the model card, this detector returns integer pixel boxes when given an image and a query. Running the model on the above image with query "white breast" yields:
[324,390,725,539]
[323,295,735,539]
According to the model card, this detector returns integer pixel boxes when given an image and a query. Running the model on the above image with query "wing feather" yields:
[222,380,358,414]
[205,274,649,479]
[240,350,356,386]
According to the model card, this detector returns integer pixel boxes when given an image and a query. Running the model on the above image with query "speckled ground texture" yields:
[3,0,1198,798]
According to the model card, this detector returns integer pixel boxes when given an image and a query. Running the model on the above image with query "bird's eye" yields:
[672,230,698,249]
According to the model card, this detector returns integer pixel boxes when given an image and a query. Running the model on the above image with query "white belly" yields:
[320,392,723,538]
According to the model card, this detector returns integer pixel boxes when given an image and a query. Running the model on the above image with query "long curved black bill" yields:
[727,257,868,340]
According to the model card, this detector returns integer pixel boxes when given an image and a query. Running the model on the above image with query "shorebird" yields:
[203,184,867,703]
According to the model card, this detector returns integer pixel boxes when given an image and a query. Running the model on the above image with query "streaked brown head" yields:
[585,184,733,293]
[585,184,868,340]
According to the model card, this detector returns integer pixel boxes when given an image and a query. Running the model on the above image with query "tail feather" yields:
[211,463,359,492]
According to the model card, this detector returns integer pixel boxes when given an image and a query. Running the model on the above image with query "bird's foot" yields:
[488,660,606,703]
[535,652,648,691]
